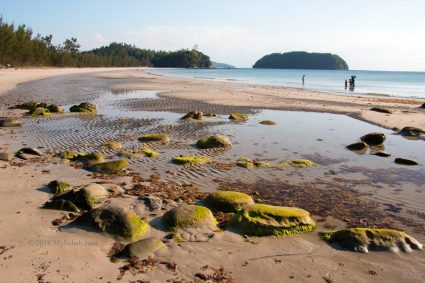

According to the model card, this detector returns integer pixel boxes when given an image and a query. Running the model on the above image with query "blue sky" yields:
[2,0,425,70]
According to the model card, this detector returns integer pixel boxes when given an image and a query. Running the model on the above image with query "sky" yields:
[2,0,425,71]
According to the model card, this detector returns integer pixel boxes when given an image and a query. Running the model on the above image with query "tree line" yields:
[0,17,211,68]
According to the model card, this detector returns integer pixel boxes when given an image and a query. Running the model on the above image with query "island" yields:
[212,61,235,69]
[253,51,349,70]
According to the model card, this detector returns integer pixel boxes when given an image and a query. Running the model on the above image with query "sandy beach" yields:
[1,68,425,283]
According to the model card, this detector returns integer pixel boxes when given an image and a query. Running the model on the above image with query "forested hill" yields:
[0,17,211,68]
[253,51,348,70]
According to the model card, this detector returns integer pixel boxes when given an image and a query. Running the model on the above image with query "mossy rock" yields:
[48,180,71,194]
[140,148,159,158]
[70,102,97,113]
[28,107,50,116]
[60,150,80,160]
[229,204,315,237]
[89,160,128,174]
[43,199,80,212]
[101,141,122,150]
[14,101,40,110]
[117,150,136,159]
[360,132,386,146]
[394,158,418,166]
[0,117,22,127]
[172,155,211,165]
[259,120,277,125]
[236,158,270,169]
[52,184,108,210]
[162,204,217,230]
[346,142,368,151]
[47,104,64,113]
[119,237,166,258]
[181,111,203,120]
[204,191,254,213]
[324,228,423,253]
[229,113,249,120]
[74,205,149,241]
[276,159,317,168]
[138,134,170,143]
[76,152,104,165]
[196,135,232,149]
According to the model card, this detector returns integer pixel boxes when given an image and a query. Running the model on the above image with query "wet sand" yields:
[1,68,425,282]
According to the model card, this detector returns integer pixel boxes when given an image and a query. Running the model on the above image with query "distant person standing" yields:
[302,75,305,86]
[345,80,348,90]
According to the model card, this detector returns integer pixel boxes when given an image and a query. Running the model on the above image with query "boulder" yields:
[43,199,80,212]
[172,155,211,165]
[52,184,109,210]
[162,204,217,230]
[0,117,22,127]
[101,141,122,150]
[360,133,386,145]
[119,237,166,258]
[117,150,136,159]
[0,151,12,161]
[48,180,71,194]
[395,158,418,166]
[74,205,149,241]
[28,107,50,116]
[236,158,270,169]
[399,127,425,137]
[70,102,97,113]
[259,120,277,125]
[60,150,80,160]
[373,151,391,157]
[75,152,104,165]
[370,107,394,114]
[324,228,423,253]
[346,142,368,151]
[204,191,254,213]
[47,104,64,113]
[140,195,163,211]
[140,148,159,158]
[196,135,232,149]
[229,113,248,120]
[181,111,203,120]
[138,134,170,143]
[229,204,315,237]
[89,160,128,174]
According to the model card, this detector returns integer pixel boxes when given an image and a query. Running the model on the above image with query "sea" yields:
[148,68,425,98]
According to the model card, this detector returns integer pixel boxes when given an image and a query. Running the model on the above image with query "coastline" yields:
[1,68,424,282]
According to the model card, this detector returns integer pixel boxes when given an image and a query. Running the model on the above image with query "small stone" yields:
[196,135,232,149]
[0,151,12,161]
[140,195,163,211]
[370,107,394,114]
[399,127,425,137]
[360,133,386,145]
[0,117,22,127]
[346,142,368,151]
[373,151,391,157]
[395,158,418,166]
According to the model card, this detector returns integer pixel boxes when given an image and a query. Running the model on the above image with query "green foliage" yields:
[253,51,349,70]
[0,17,212,68]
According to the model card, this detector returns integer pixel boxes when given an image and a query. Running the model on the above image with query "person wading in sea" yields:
[302,75,305,86]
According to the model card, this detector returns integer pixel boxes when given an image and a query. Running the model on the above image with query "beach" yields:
[1,68,424,283]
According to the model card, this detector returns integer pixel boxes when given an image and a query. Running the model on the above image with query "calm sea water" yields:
[148,68,425,98]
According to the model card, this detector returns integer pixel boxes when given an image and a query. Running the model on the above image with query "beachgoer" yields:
[302,75,305,86]
[345,80,348,90]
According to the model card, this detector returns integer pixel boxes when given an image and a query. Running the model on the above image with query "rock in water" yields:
[204,191,254,213]
[346,142,368,151]
[47,104,64,113]
[229,204,315,236]
[119,237,166,258]
[373,151,391,157]
[74,205,149,241]
[196,135,232,149]
[70,102,97,113]
[172,155,211,165]
[0,117,22,127]
[259,120,277,125]
[360,133,386,145]
[229,113,249,120]
[181,111,203,120]
[138,134,170,143]
[399,127,425,137]
[395,158,418,166]
[162,204,217,230]
[89,160,128,174]
[324,228,423,253]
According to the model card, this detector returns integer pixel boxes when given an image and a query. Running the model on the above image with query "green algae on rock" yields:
[259,120,277,125]
[236,158,270,169]
[28,107,50,116]
[70,102,97,114]
[74,205,149,241]
[89,160,128,174]
[196,135,232,149]
[276,159,317,168]
[323,228,423,253]
[48,180,71,194]
[172,155,211,165]
[43,199,80,212]
[116,150,136,159]
[140,148,159,158]
[204,191,254,213]
[101,141,122,150]
[60,150,80,160]
[181,111,203,120]
[51,184,109,210]
[229,203,315,237]
[47,104,64,113]
[119,237,166,258]
[229,113,249,120]
[162,204,217,230]
[76,152,104,165]
[138,133,170,143]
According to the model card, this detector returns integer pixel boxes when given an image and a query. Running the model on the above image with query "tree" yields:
[63,37,80,53]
